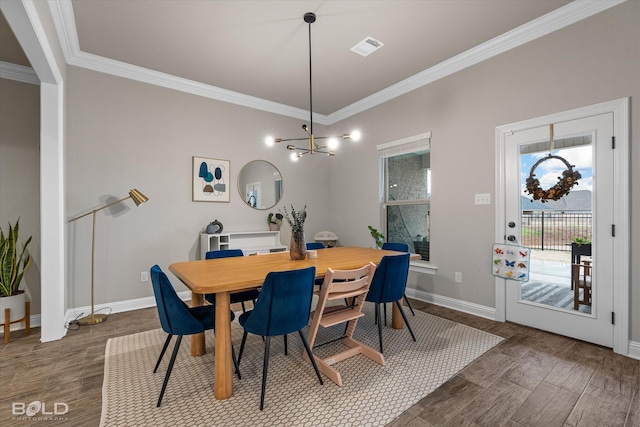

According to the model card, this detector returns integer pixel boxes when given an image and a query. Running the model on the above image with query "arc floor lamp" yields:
[68,189,148,326]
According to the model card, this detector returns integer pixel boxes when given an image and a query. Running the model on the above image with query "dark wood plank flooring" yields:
[1,300,638,426]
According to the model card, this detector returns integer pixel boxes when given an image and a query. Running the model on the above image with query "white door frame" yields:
[495,98,629,356]
[1,0,66,342]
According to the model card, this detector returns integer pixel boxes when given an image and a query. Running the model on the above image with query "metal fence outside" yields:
[521,211,592,251]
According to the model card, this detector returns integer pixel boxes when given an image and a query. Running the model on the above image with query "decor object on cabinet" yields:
[264,12,361,161]
[314,231,338,248]
[267,212,283,231]
[68,189,149,325]
[193,156,230,202]
[282,205,307,260]
[206,220,223,234]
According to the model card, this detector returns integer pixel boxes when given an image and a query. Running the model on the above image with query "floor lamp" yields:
[68,189,149,326]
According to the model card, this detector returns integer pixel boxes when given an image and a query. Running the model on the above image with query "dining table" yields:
[169,245,418,400]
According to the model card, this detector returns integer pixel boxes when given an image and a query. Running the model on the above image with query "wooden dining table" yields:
[169,246,417,400]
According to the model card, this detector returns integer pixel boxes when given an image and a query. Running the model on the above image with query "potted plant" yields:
[413,235,430,261]
[0,219,32,323]
[571,237,591,263]
[267,212,283,231]
[368,226,384,249]
[282,205,307,260]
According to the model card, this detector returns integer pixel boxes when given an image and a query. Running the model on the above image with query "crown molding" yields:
[49,0,625,125]
[328,0,627,123]
[0,61,39,85]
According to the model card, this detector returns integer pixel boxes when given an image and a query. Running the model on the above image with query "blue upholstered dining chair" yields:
[204,249,260,313]
[150,264,240,407]
[236,266,324,410]
[381,242,416,316]
[306,241,325,250]
[365,253,417,354]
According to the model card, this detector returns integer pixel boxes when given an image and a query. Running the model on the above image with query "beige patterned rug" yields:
[101,306,503,426]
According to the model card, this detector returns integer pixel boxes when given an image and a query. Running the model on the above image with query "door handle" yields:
[507,235,516,242]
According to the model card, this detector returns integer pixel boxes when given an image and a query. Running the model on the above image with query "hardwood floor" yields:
[1,301,638,426]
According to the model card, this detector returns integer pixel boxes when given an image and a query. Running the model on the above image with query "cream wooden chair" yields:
[572,260,592,310]
[304,262,384,386]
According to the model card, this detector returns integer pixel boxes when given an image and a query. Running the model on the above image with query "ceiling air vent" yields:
[350,37,384,57]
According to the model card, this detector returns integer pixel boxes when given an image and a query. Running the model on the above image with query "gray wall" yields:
[0,78,41,314]
[29,0,636,342]
[65,68,333,306]
[328,1,639,339]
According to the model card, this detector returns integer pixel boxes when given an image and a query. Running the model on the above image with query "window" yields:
[378,133,431,261]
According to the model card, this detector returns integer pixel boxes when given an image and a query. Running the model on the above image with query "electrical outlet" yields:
[474,193,491,205]
[455,272,462,283]
[140,271,149,282]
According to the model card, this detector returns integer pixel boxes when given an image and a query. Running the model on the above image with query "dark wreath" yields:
[525,154,581,203]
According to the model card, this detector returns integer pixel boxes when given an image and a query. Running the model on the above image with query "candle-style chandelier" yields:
[265,12,361,161]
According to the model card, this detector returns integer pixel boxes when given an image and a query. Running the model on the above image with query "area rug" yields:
[101,306,503,427]
[521,281,591,314]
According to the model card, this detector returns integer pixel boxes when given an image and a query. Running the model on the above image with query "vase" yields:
[269,223,280,231]
[290,231,307,260]
[0,291,26,323]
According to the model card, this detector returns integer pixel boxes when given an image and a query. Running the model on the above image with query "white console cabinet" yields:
[200,231,287,259]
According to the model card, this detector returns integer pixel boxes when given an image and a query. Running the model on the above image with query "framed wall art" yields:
[192,156,230,202]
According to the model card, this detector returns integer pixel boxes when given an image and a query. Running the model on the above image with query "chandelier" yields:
[265,12,361,161]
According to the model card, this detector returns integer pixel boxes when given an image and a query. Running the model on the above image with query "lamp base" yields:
[77,313,108,326]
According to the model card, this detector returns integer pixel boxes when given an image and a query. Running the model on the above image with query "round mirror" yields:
[237,160,283,210]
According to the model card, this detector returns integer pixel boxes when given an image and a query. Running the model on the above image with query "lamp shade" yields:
[129,189,148,206]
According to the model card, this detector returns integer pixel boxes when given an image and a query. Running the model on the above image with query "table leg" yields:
[392,300,404,330]
[214,291,233,400]
[190,292,205,356]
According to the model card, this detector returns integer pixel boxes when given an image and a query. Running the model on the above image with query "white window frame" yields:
[377,132,437,274]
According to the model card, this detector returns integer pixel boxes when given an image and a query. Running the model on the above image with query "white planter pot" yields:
[0,291,26,323]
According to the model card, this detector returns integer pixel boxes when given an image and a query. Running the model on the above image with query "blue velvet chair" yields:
[150,264,240,407]
[365,253,416,354]
[204,249,260,313]
[381,242,415,316]
[237,267,323,410]
[306,242,325,250]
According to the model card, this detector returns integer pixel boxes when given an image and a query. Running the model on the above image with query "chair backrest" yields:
[206,249,244,259]
[242,267,316,337]
[382,242,409,252]
[306,242,325,250]
[313,263,376,324]
[150,265,205,335]
[366,253,410,304]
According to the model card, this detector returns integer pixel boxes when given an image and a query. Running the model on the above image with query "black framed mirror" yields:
[237,160,283,210]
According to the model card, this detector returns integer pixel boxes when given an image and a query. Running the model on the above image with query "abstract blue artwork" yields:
[192,156,230,202]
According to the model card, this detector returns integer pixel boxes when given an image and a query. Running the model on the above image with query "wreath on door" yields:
[525,154,581,202]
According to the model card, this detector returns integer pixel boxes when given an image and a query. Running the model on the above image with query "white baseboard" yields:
[7,290,638,361]
[0,314,41,334]
[62,291,191,333]
[405,288,496,320]
[404,288,640,360]
[628,340,640,360]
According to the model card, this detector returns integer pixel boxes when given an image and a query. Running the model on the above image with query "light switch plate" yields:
[475,193,491,205]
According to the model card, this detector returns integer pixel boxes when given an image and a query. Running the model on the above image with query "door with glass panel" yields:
[503,113,613,347]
